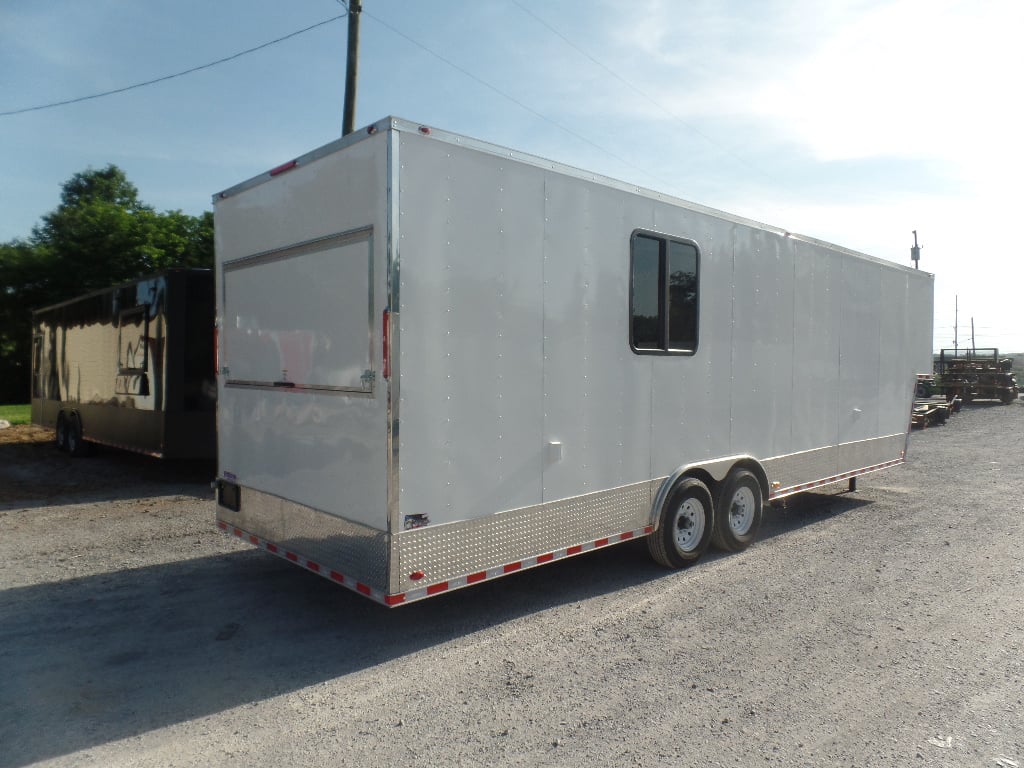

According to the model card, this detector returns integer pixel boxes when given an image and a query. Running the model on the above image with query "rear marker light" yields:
[410,570,425,581]
[418,126,430,135]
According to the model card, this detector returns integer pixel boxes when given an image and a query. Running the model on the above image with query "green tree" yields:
[0,165,213,403]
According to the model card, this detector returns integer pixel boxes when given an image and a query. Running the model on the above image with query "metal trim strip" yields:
[221,226,373,272]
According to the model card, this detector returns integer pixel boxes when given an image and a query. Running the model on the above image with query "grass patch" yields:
[0,404,31,425]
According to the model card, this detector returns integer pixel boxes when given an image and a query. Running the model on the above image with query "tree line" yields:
[0,166,213,404]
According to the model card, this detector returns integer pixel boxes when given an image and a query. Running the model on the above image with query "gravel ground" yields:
[1,403,1022,768]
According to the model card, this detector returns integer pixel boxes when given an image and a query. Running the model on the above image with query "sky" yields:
[2,0,1022,352]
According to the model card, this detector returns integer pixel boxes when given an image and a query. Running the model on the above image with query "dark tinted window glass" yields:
[631,235,661,349]
[667,240,698,350]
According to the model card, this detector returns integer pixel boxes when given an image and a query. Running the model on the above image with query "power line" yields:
[0,15,346,118]
[509,1,777,187]
[360,7,681,192]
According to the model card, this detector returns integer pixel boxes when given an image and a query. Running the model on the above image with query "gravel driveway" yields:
[1,404,1021,768]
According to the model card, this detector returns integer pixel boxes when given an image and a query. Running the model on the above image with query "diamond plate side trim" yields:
[763,434,906,495]
[390,479,658,593]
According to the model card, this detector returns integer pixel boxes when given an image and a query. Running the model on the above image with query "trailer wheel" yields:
[711,468,763,553]
[647,477,713,569]
[55,412,69,452]
[66,413,90,457]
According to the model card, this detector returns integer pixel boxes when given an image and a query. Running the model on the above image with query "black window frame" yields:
[629,230,700,356]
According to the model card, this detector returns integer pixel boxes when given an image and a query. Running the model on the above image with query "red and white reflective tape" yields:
[217,520,654,607]
[768,457,904,500]
[217,520,397,604]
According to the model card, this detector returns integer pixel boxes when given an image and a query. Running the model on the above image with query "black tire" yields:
[647,477,714,569]
[66,412,90,457]
[55,412,69,452]
[711,468,763,553]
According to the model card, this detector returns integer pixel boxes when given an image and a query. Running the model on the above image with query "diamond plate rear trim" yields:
[390,479,658,592]
[217,486,389,592]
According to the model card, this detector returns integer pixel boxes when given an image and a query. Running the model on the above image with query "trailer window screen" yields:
[222,231,373,393]
[630,233,699,354]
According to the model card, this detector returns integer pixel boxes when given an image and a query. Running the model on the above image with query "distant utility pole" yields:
[342,0,362,136]
[910,230,922,269]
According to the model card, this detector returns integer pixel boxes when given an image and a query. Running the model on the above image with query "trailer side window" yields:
[630,232,699,354]
[118,306,150,373]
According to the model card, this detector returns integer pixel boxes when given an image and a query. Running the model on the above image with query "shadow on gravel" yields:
[760,490,874,543]
[0,437,216,509]
[0,488,867,767]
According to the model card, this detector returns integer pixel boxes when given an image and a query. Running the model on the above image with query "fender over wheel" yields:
[647,477,714,569]
[711,468,763,553]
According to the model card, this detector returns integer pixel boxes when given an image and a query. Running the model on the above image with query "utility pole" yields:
[342,0,362,136]
[910,230,922,269]
[954,295,958,355]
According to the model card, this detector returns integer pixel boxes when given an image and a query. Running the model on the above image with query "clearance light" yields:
[410,571,425,581]
[418,126,430,135]
[269,159,297,176]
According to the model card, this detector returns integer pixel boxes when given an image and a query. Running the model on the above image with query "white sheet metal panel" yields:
[648,209,733,478]
[839,255,883,443]
[396,132,546,525]
[541,175,654,501]
[729,226,797,459]
[908,270,935,376]
[791,240,841,453]
[214,132,390,532]
[877,269,913,435]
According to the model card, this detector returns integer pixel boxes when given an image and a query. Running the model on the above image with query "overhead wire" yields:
[358,6,682,193]
[0,14,346,118]
[3,3,770,199]
[508,0,777,187]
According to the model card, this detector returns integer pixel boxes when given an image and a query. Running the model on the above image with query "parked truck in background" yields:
[31,269,216,459]
[212,117,934,606]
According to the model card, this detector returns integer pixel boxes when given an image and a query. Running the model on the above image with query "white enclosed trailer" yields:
[213,117,933,606]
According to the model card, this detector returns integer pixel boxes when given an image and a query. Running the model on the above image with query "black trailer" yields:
[31,269,216,458]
